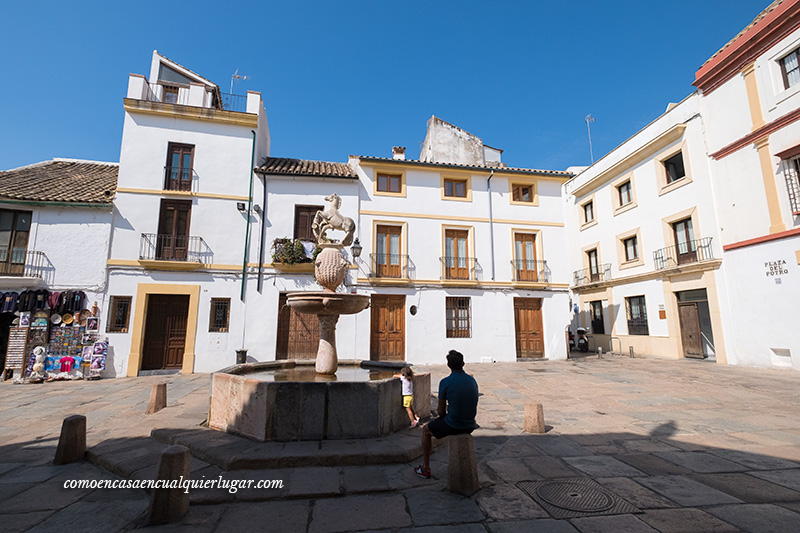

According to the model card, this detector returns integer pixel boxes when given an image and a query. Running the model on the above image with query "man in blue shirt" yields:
[415,350,479,479]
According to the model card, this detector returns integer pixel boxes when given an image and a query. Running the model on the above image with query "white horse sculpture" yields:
[312,193,356,246]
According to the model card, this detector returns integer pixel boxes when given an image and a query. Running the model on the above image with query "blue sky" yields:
[1,1,768,172]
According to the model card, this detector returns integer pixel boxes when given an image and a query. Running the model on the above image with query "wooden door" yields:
[157,200,191,260]
[0,210,31,276]
[514,298,544,358]
[678,302,704,359]
[673,218,697,265]
[375,225,402,278]
[276,293,320,359]
[514,233,538,281]
[370,294,405,361]
[587,249,600,282]
[165,143,193,191]
[444,229,469,280]
[142,294,189,370]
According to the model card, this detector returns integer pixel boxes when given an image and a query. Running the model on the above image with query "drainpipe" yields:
[257,175,267,293]
[487,170,495,280]
[241,130,256,302]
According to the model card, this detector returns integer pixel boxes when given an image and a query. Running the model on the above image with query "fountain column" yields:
[316,314,340,374]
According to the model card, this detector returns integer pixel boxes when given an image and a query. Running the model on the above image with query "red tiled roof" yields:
[255,157,357,179]
[354,156,572,177]
[0,159,118,204]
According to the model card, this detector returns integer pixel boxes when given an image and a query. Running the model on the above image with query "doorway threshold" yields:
[138,369,181,377]
[517,357,549,362]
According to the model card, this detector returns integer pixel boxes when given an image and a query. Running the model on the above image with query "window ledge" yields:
[441,279,480,286]
[442,195,472,202]
[619,258,644,270]
[580,219,598,231]
[659,175,693,196]
[270,262,315,273]
[374,190,407,198]
[137,259,203,271]
[614,201,638,216]
[509,200,539,207]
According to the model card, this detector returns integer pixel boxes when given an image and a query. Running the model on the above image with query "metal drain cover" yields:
[518,479,641,519]
[536,481,614,512]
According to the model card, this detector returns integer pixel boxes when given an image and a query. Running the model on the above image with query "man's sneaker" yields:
[414,465,431,479]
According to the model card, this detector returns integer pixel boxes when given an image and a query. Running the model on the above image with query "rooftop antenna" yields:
[585,114,596,164]
[230,69,252,94]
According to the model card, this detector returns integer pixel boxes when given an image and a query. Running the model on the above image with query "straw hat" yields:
[62,313,74,325]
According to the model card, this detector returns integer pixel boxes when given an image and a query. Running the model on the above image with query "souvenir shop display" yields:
[1,289,109,384]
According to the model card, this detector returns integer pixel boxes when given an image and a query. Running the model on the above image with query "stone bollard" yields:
[148,445,190,525]
[54,415,86,465]
[146,383,168,414]
[447,434,480,496]
[524,403,546,434]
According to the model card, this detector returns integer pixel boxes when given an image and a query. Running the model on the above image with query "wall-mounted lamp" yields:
[253,204,262,214]
[236,202,247,212]
[350,238,362,259]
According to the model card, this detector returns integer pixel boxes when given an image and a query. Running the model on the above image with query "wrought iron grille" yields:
[511,259,548,282]
[440,256,477,281]
[369,253,408,279]
[573,263,611,286]
[0,250,46,278]
[783,159,800,216]
[219,93,248,113]
[625,296,649,336]
[653,237,713,270]
[139,234,208,263]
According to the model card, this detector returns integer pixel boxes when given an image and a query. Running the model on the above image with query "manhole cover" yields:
[518,479,641,519]
[535,481,614,512]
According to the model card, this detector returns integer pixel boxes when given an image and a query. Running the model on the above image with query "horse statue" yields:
[312,193,356,246]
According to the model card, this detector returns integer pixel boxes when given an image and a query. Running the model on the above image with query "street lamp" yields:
[350,238,362,259]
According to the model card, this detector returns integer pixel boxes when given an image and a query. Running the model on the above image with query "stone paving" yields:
[2,356,800,531]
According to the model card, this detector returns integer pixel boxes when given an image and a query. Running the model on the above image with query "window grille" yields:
[209,298,231,333]
[625,296,649,336]
[445,297,471,338]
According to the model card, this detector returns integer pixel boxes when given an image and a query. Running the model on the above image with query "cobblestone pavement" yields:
[2,356,800,532]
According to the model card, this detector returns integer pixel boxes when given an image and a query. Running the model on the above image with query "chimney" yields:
[392,146,406,160]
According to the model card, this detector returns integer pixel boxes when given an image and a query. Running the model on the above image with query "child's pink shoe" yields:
[410,418,419,428]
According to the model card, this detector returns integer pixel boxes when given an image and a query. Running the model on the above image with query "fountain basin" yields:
[209,360,431,442]
[285,292,370,315]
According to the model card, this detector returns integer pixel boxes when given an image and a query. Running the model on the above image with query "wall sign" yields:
[765,259,788,277]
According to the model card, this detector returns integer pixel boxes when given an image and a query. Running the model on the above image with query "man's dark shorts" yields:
[427,417,474,439]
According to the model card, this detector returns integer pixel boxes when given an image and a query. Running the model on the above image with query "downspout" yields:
[487,170,495,280]
[241,130,256,302]
[257,174,267,293]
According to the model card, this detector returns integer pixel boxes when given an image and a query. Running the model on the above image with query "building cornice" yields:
[123,98,258,127]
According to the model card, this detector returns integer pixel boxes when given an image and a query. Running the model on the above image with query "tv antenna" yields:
[230,69,252,94]
[585,114,596,164]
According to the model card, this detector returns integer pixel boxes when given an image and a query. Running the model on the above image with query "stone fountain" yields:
[209,194,430,442]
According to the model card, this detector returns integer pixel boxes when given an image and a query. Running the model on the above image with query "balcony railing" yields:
[653,237,714,270]
[440,256,477,281]
[782,159,800,216]
[139,234,208,263]
[219,92,248,113]
[164,166,194,191]
[138,79,248,113]
[511,259,549,282]
[0,250,47,278]
[573,263,611,286]
[369,253,408,279]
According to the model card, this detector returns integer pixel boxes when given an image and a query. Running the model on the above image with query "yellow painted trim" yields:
[126,283,201,377]
[572,123,687,196]
[581,241,602,273]
[754,138,787,233]
[742,62,766,130]
[661,206,701,252]
[270,263,315,273]
[370,219,408,278]
[440,174,473,202]
[616,227,644,270]
[579,195,597,231]
[137,259,204,271]
[355,278,570,289]
[656,140,694,196]
[796,250,800,264]
[372,167,407,198]
[611,171,638,216]
[123,98,258,127]
[115,187,250,201]
[572,259,723,292]
[358,159,571,181]
[358,209,564,227]
[508,177,539,207]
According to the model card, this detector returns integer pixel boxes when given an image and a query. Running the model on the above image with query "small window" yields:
[624,236,639,262]
[780,47,800,89]
[583,201,595,224]
[618,181,632,206]
[163,84,179,104]
[444,179,468,198]
[590,300,605,335]
[165,143,194,191]
[587,248,600,281]
[664,152,686,184]
[209,298,231,333]
[625,296,649,336]
[445,297,471,338]
[377,173,402,193]
[107,296,132,333]
[511,183,534,203]
[294,205,324,241]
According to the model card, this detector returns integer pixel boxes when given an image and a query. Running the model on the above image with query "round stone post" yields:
[316,314,340,375]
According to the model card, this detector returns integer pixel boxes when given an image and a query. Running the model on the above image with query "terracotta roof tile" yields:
[354,156,572,177]
[256,157,357,179]
[0,159,118,204]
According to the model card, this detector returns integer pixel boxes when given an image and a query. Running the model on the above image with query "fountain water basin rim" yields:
[285,291,370,315]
